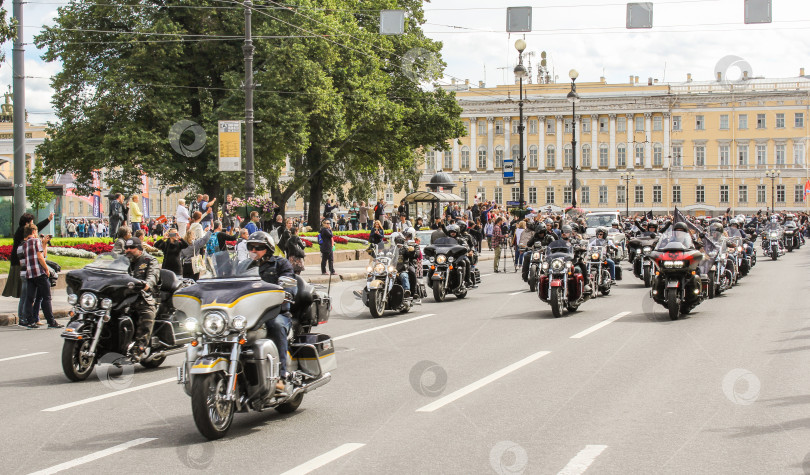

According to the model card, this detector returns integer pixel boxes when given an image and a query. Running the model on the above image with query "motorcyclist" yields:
[457,221,479,287]
[391,232,418,298]
[123,237,161,358]
[550,224,592,293]
[522,223,555,282]
[590,227,617,283]
[445,224,475,289]
[246,231,296,394]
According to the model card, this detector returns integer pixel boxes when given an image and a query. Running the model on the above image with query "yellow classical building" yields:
[411,73,810,216]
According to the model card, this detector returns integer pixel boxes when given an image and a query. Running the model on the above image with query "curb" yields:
[305,272,367,285]
[0,309,72,326]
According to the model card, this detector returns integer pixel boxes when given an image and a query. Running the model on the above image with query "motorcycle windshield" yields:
[764,223,783,237]
[546,240,573,257]
[727,227,743,238]
[432,237,459,247]
[199,251,259,279]
[588,238,608,249]
[655,230,695,251]
[84,253,130,273]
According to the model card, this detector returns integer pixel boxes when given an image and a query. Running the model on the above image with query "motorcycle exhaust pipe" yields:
[147,347,187,360]
[302,373,332,394]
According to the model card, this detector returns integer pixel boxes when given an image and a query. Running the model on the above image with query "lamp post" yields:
[567,69,580,209]
[514,39,528,212]
[459,177,471,209]
[765,169,780,213]
[619,171,635,217]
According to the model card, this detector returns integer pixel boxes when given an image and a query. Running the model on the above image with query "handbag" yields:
[191,248,204,274]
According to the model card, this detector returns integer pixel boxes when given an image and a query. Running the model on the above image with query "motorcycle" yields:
[424,236,480,302]
[629,235,659,287]
[361,243,426,317]
[650,230,705,320]
[586,238,613,296]
[607,229,627,262]
[538,240,590,318]
[762,223,785,261]
[176,251,333,440]
[784,222,801,251]
[61,253,195,381]
[525,241,545,292]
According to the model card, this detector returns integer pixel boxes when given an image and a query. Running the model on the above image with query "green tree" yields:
[27,156,56,214]
[0,1,17,62]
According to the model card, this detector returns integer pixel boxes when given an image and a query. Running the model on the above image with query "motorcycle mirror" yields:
[279,276,298,289]
[127,282,135,290]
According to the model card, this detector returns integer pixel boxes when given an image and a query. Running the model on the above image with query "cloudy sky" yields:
[2,0,810,124]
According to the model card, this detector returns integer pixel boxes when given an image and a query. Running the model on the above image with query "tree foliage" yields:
[27,156,56,213]
[35,0,463,225]
[0,1,17,62]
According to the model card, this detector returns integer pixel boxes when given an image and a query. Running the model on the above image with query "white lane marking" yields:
[279,443,365,475]
[28,438,157,475]
[416,350,551,413]
[569,312,631,339]
[479,273,494,277]
[557,445,608,475]
[508,290,530,296]
[0,351,48,362]
[43,378,175,412]
[333,314,435,341]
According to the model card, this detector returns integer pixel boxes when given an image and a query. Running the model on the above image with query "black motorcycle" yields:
[61,253,195,381]
[361,244,426,317]
[424,236,480,301]
[525,241,545,292]
[629,235,659,287]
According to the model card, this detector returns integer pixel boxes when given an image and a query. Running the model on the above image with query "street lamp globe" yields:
[514,62,528,79]
[567,90,580,103]
[514,38,526,53]
[569,69,579,80]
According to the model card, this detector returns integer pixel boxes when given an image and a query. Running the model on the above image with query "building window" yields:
[512,145,520,163]
[672,185,681,203]
[776,184,785,203]
[495,146,504,168]
[478,120,486,136]
[460,146,470,169]
[79,202,84,215]
[775,144,786,166]
[564,145,573,169]
[443,150,452,169]
[599,185,608,204]
[617,144,627,168]
[695,145,705,167]
[720,185,729,203]
[672,145,682,167]
[511,187,520,202]
[795,184,805,203]
[756,184,766,203]
[477,187,486,202]
[634,185,644,203]
[776,113,785,129]
[528,187,537,204]
[563,186,572,204]
[795,113,804,128]
[426,150,435,172]
[477,146,487,169]
[385,187,394,203]
[756,144,767,166]
[582,144,591,168]
[635,117,644,132]
[672,115,681,131]
[529,145,538,169]
[581,186,590,204]
[653,185,662,203]
[617,116,626,132]
[720,114,729,130]
[739,114,748,129]
[738,185,748,203]
[696,185,705,203]
[529,119,538,134]
[546,120,555,134]
[635,143,644,166]
[695,115,705,130]
[719,145,730,167]
[794,143,805,166]
[545,186,555,204]
[617,185,626,204]
[494,186,502,204]
[599,117,608,132]
[564,118,573,133]
[495,120,504,134]
[512,120,520,135]
[582,119,591,133]
[68,200,74,215]
[546,145,556,168]
[756,113,766,129]
[653,115,662,131]
[599,144,609,168]
[738,144,749,167]
[653,144,663,167]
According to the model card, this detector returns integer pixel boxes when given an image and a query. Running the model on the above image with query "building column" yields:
[555,115,563,171]
[452,136,460,172]
[663,113,671,168]
[538,116,545,170]
[626,114,634,170]
[469,117,477,172]
[609,114,617,170]
[503,116,512,167]
[591,114,598,170]
[487,117,495,171]
[574,113,581,169]
[644,112,652,169]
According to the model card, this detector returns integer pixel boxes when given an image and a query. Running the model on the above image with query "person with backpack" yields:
[206,220,238,255]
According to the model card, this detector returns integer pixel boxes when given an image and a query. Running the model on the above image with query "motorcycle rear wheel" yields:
[368,289,385,318]
[140,354,166,369]
[666,288,680,321]
[275,392,304,414]
[61,339,95,382]
[432,281,446,302]
[455,289,468,299]
[550,287,564,318]
[191,372,234,440]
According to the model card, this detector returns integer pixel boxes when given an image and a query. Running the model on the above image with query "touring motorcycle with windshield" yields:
[650,230,705,320]
[586,237,613,296]
[784,222,801,251]
[424,236,480,301]
[525,241,545,292]
[60,253,195,381]
[629,234,659,287]
[537,240,590,318]
[176,251,333,440]
[361,243,426,317]
[762,222,785,260]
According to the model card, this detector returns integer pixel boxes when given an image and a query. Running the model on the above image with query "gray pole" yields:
[243,0,255,198]
[518,76,525,208]
[12,0,26,225]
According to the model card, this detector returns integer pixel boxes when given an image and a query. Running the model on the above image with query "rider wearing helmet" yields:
[445,224,475,288]
[522,222,556,282]
[247,231,296,393]
[391,232,417,297]
[550,224,592,293]
[592,226,618,283]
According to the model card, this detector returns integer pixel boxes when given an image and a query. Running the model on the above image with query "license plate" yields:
[550,279,562,287]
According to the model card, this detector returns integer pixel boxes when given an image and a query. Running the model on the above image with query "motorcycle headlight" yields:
[532,252,541,260]
[719,253,727,260]
[388,265,395,273]
[448,256,455,263]
[373,262,386,274]
[67,293,78,305]
[366,265,372,273]
[202,312,228,336]
[79,292,97,311]
[642,246,652,254]
[183,317,199,332]
[231,315,247,331]
[708,251,717,258]
[429,256,435,262]
[101,298,113,310]
[591,253,600,260]
[542,261,549,270]
[551,259,564,271]
[663,260,685,268]
[770,232,778,238]
[436,255,447,264]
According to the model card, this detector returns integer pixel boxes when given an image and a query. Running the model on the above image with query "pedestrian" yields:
[200,194,216,230]
[349,201,359,231]
[319,218,336,275]
[514,220,526,267]
[369,220,385,251]
[358,201,369,230]
[133,229,160,254]
[286,226,307,275]
[176,198,190,237]
[66,219,76,237]
[244,211,261,234]
[277,217,293,257]
[397,199,407,218]
[235,227,250,261]
[492,217,505,273]
[154,228,188,275]
[112,226,132,255]
[20,224,62,329]
[323,198,339,221]
[222,194,234,231]
[129,195,143,232]
[3,212,53,324]
[374,199,385,222]
[180,211,210,280]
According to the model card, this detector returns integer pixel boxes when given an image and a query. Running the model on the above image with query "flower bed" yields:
[47,247,98,259]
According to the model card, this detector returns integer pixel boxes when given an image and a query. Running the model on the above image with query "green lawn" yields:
[0,255,96,275]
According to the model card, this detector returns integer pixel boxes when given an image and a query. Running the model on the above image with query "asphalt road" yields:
[1,246,809,474]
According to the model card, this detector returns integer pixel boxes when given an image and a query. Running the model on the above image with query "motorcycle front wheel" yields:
[368,289,386,318]
[191,372,234,440]
[707,271,715,299]
[771,246,778,261]
[432,281,446,302]
[666,288,680,321]
[643,267,652,288]
[61,339,96,381]
[550,287,564,318]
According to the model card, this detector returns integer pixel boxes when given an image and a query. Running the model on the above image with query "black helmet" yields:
[247,231,275,255]
[536,225,546,235]
[457,221,468,234]
[446,224,459,236]
[390,232,406,245]
[647,221,659,230]
[561,224,573,235]
[673,222,689,232]
[709,222,724,234]
[595,226,608,238]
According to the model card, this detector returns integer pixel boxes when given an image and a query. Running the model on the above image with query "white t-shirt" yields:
[176,205,191,224]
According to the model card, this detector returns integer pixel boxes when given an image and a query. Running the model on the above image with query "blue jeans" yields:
[514,250,524,266]
[267,312,292,377]
[605,259,616,280]
[17,275,28,322]
[400,272,410,292]
[24,275,56,326]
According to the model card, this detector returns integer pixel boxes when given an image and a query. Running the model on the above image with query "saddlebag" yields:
[290,333,337,378]
[313,290,331,325]
[615,266,622,281]
[473,267,481,284]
